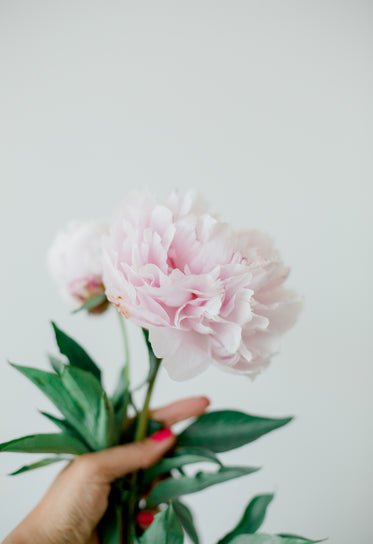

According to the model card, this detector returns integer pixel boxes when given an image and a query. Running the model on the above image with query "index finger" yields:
[150,396,210,427]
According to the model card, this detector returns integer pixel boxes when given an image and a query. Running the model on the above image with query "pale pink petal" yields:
[102,191,301,380]
[48,220,108,309]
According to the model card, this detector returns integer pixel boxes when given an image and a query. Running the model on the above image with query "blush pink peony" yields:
[48,220,108,310]
[103,191,301,380]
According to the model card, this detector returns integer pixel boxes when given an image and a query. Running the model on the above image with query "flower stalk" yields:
[117,311,130,383]
[126,350,162,544]
[134,357,161,442]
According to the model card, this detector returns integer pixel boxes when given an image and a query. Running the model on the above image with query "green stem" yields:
[116,311,130,383]
[134,359,161,441]
[126,357,162,543]
[115,311,131,543]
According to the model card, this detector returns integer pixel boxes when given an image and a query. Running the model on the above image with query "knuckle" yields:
[72,454,99,479]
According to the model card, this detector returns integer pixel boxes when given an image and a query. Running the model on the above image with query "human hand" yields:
[3,396,209,544]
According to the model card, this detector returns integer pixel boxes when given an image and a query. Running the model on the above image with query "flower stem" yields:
[126,356,162,543]
[134,358,161,441]
[116,310,130,383]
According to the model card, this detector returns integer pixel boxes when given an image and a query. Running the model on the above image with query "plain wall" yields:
[0,2,372,543]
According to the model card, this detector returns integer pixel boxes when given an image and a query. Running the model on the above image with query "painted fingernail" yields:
[151,428,174,442]
[137,511,155,527]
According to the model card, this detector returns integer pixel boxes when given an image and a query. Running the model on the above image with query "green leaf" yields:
[52,322,101,382]
[218,494,274,543]
[277,535,326,542]
[173,499,200,544]
[0,433,89,454]
[147,466,259,507]
[230,538,275,544]
[228,536,325,544]
[60,365,115,449]
[48,354,65,374]
[140,503,184,544]
[10,456,70,476]
[11,362,108,451]
[178,410,292,453]
[111,365,130,438]
[60,366,103,425]
[142,447,222,489]
[96,392,117,449]
[72,294,108,314]
[40,411,87,443]
[10,363,92,444]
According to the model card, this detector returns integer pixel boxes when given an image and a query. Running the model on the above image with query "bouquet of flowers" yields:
[1,191,320,543]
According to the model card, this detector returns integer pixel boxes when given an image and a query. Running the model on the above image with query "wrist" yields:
[3,519,46,544]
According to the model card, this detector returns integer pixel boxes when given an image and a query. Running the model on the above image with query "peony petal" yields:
[163,333,211,381]
[102,190,301,380]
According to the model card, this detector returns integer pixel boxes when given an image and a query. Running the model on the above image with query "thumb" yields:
[78,428,175,483]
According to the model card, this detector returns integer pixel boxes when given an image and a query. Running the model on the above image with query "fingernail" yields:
[137,511,155,527]
[151,428,174,442]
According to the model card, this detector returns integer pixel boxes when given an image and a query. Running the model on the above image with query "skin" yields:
[3,396,210,544]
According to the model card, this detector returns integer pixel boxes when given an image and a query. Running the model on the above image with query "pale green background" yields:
[0,1,372,543]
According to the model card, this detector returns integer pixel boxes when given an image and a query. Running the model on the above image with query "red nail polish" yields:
[137,511,155,527]
[151,428,174,442]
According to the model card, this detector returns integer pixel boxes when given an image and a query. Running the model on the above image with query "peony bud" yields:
[48,220,109,313]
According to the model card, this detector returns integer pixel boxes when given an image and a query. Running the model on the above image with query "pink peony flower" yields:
[48,220,108,311]
[103,191,301,380]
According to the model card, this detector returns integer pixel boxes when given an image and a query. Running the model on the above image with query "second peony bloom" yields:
[102,191,301,381]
